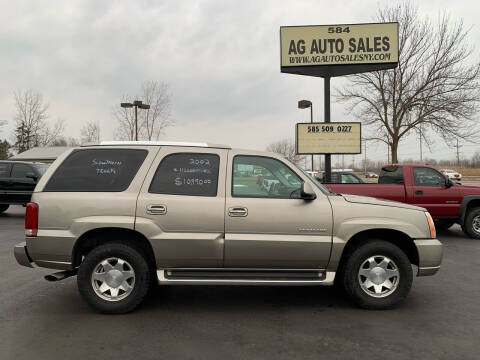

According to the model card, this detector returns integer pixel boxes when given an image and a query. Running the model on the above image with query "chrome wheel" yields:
[472,215,480,234]
[91,257,135,302]
[358,255,400,298]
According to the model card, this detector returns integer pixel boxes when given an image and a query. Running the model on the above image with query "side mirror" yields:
[445,178,453,188]
[26,172,38,181]
[301,182,317,201]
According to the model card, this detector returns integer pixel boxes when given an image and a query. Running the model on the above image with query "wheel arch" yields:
[72,227,157,270]
[459,195,480,225]
[337,228,419,271]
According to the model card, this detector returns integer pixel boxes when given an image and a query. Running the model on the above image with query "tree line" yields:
[0,80,173,159]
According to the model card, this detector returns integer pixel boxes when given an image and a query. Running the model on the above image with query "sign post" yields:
[280,22,399,181]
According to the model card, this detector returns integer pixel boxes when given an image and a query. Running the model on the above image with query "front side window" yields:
[44,149,147,192]
[33,163,50,175]
[341,174,362,184]
[149,153,220,196]
[413,167,446,186]
[232,155,302,198]
[11,163,32,178]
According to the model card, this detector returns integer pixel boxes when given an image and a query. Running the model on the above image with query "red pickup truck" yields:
[324,164,480,239]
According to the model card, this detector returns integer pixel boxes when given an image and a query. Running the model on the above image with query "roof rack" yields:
[83,141,231,149]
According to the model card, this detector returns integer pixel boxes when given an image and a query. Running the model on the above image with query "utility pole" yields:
[364,139,367,175]
[455,138,461,166]
[419,127,423,163]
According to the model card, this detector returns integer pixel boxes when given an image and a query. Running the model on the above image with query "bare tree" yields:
[139,81,173,140]
[81,121,100,144]
[36,119,65,147]
[337,3,480,163]
[12,90,65,152]
[114,81,173,141]
[266,139,305,165]
[113,95,136,141]
[13,89,49,152]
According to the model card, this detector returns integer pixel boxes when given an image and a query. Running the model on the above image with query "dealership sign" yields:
[296,122,361,154]
[281,23,398,77]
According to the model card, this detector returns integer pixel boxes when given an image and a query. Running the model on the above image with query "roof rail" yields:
[83,141,231,149]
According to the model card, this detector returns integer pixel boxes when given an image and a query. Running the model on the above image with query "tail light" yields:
[264,180,267,186]
[25,203,38,237]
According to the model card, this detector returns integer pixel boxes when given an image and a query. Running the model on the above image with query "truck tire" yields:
[462,207,480,239]
[342,240,413,310]
[0,204,9,213]
[435,220,455,230]
[77,242,151,314]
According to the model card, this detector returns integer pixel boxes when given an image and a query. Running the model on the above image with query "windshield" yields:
[288,161,331,195]
[33,163,50,175]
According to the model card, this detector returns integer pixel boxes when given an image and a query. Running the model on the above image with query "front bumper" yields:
[14,242,34,268]
[414,239,443,276]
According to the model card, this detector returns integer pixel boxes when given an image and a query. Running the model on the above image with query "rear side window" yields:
[0,163,12,177]
[379,166,404,184]
[149,153,220,196]
[44,149,147,192]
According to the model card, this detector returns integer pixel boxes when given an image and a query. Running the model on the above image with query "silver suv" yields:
[14,142,443,313]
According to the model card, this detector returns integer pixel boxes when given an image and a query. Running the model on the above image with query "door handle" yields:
[228,207,248,217]
[146,204,167,215]
[415,190,423,195]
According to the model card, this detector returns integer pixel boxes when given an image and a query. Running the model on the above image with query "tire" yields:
[0,204,9,213]
[435,220,455,230]
[462,207,480,239]
[77,242,151,314]
[342,240,413,310]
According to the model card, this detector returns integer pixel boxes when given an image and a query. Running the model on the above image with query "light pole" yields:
[120,100,150,141]
[298,100,314,172]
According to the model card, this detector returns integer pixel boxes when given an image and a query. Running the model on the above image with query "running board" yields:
[157,269,335,286]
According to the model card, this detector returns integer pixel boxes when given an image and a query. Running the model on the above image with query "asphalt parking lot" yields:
[1,206,479,360]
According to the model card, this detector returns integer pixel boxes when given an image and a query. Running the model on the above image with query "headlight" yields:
[425,212,436,238]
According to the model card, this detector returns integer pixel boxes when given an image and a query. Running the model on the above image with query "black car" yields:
[0,161,50,213]
[317,171,364,184]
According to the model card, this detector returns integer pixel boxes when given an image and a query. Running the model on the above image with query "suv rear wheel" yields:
[342,240,413,309]
[77,242,151,314]
[0,204,9,213]
[462,207,480,239]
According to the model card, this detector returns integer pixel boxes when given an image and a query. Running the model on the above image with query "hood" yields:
[340,194,426,212]
[455,183,480,191]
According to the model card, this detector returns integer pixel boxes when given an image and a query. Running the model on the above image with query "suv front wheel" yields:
[77,242,151,314]
[342,240,413,309]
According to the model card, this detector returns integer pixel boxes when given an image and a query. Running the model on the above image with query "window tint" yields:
[379,166,404,184]
[33,163,49,175]
[232,155,302,198]
[413,167,446,186]
[0,163,11,177]
[44,149,147,192]
[11,163,32,178]
[341,174,362,184]
[149,153,220,196]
